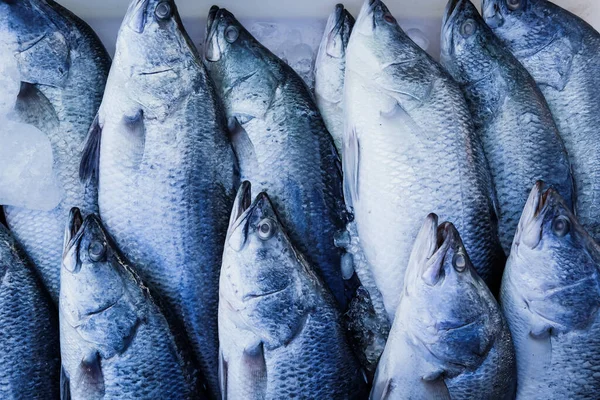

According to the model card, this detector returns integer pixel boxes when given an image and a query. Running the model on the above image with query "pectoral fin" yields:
[342,126,360,209]
[60,365,71,400]
[74,352,104,400]
[80,113,102,184]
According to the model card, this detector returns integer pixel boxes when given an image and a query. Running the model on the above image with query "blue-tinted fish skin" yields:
[60,210,202,400]
[482,0,600,241]
[501,182,600,398]
[0,0,110,303]
[203,7,350,310]
[0,223,60,399]
[440,0,574,254]
[83,1,238,397]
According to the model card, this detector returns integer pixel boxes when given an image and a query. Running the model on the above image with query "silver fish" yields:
[314,3,354,156]
[0,222,60,399]
[204,6,349,310]
[60,209,202,399]
[344,0,504,319]
[79,0,238,396]
[501,182,600,399]
[372,214,516,400]
[482,0,600,240]
[0,0,110,303]
[440,0,574,254]
[219,183,367,399]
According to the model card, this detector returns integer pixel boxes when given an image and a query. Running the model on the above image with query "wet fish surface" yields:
[79,0,238,397]
[371,214,516,400]
[60,209,202,400]
[314,3,354,156]
[0,0,110,303]
[482,0,600,240]
[344,0,504,319]
[440,0,574,254]
[204,6,349,310]
[0,223,60,399]
[219,183,367,399]
[501,182,600,399]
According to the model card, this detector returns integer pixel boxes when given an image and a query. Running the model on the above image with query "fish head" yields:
[0,0,70,87]
[441,0,501,84]
[61,209,128,330]
[221,183,313,349]
[203,6,276,121]
[320,4,355,61]
[118,0,200,92]
[481,0,557,55]
[508,183,600,330]
[401,214,499,375]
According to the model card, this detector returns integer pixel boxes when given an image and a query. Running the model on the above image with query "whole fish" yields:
[314,4,354,156]
[482,0,600,240]
[79,0,238,396]
[0,223,60,399]
[372,214,516,400]
[0,0,110,303]
[501,182,600,399]
[344,0,504,319]
[440,0,574,254]
[204,6,349,310]
[219,183,367,399]
[60,209,201,399]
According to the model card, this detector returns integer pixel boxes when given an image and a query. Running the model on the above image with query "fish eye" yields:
[506,0,522,11]
[383,13,396,24]
[452,251,467,272]
[155,1,172,20]
[257,218,276,241]
[461,19,476,37]
[88,240,107,262]
[225,26,240,44]
[552,215,571,238]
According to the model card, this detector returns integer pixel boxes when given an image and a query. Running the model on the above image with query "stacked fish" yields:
[0,0,599,399]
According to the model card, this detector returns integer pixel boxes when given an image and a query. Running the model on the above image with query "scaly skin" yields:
[204,6,349,310]
[483,0,600,240]
[440,0,574,254]
[501,182,600,399]
[344,0,504,319]
[1,0,110,303]
[87,1,238,397]
[0,224,60,399]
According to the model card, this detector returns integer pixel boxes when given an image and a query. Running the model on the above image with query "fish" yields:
[0,222,60,399]
[501,182,600,398]
[60,208,202,399]
[204,6,350,310]
[371,214,516,400]
[440,0,574,254]
[79,0,238,397]
[344,0,505,319]
[314,3,355,156]
[482,0,600,241]
[0,0,111,303]
[218,182,368,399]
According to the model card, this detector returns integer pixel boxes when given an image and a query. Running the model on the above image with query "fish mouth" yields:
[442,0,463,29]
[481,0,504,29]
[63,207,84,255]
[204,5,233,62]
[125,0,149,33]
[440,0,465,57]
[228,181,252,232]
[515,181,552,249]
[355,0,378,35]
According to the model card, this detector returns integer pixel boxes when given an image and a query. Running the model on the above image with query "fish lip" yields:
[355,0,378,32]
[228,181,252,233]
[515,181,550,249]
[63,214,104,258]
[204,5,228,62]
[206,5,220,40]
[440,0,465,56]
[64,208,84,254]
[481,0,503,29]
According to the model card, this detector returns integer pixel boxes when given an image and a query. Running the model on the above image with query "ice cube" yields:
[0,118,64,211]
[0,47,20,115]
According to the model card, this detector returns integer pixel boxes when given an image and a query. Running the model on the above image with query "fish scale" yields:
[345,0,504,320]
[482,0,600,241]
[204,7,349,310]
[82,1,238,397]
[441,0,574,255]
[0,224,60,399]
[1,0,110,303]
